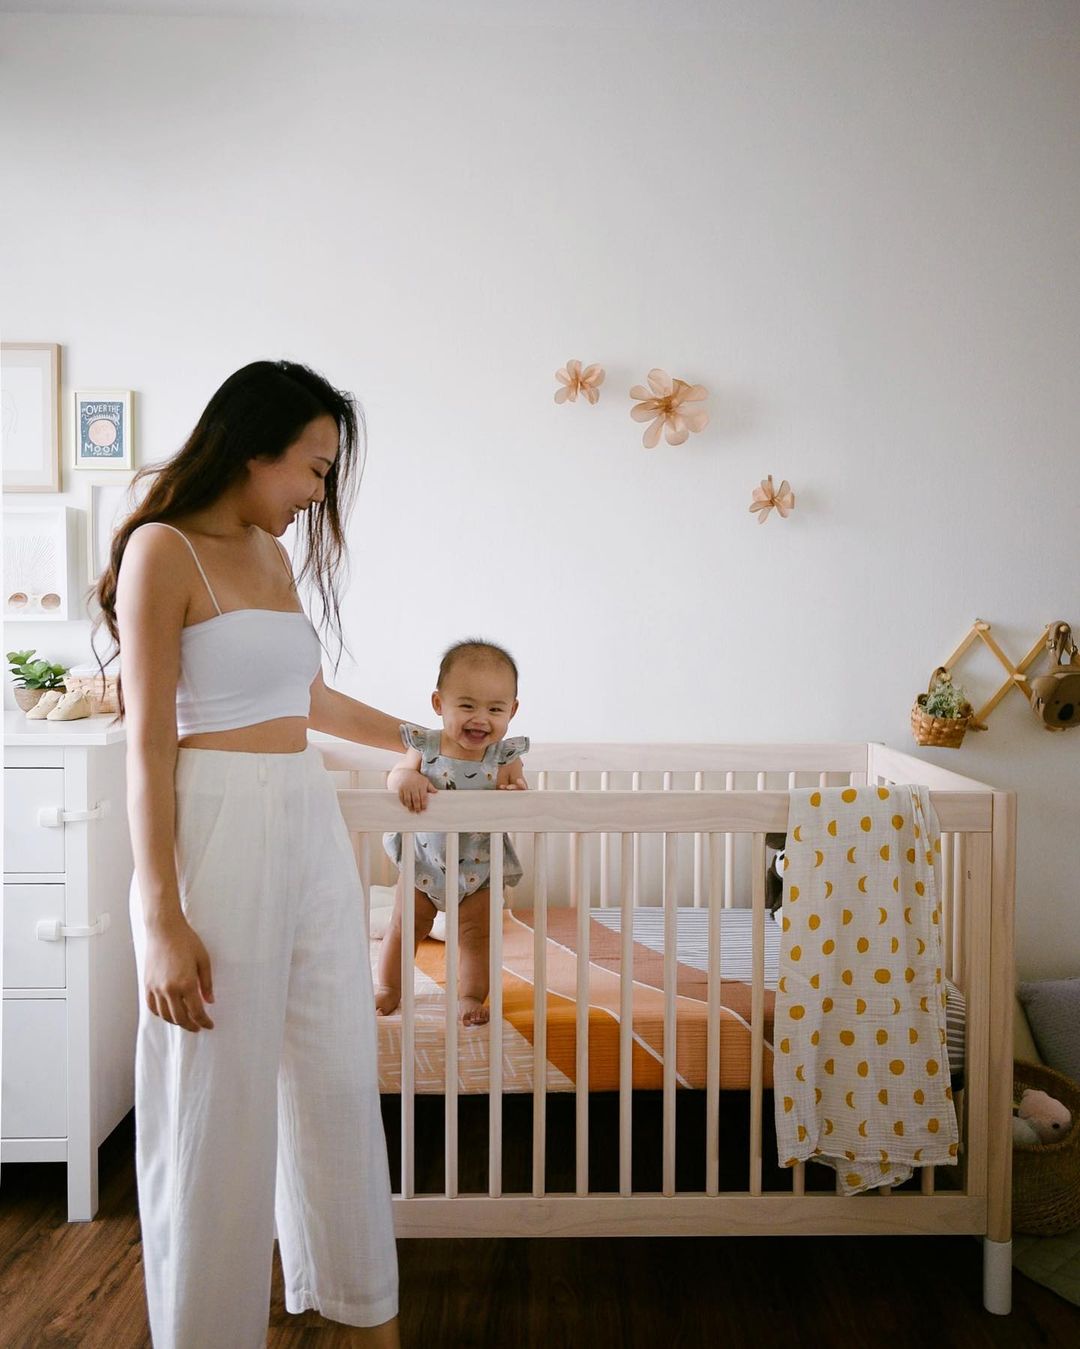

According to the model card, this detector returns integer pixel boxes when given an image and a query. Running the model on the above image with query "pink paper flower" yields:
[555,359,605,405]
[629,369,709,448]
[749,475,796,524]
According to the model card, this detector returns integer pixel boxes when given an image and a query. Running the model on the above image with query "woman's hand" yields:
[390,767,438,814]
[143,915,216,1032]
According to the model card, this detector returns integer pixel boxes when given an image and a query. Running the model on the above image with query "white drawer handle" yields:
[36,913,111,942]
[36,801,109,828]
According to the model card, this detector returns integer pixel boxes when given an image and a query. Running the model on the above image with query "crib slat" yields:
[693,771,705,908]
[599,771,611,909]
[401,838,416,1199]
[445,835,459,1199]
[942,833,954,982]
[575,834,590,1196]
[631,771,642,906]
[663,832,678,1196]
[569,772,581,910]
[724,771,735,908]
[962,833,993,1203]
[793,1163,805,1195]
[952,833,966,989]
[706,832,722,1196]
[488,834,504,1199]
[349,770,362,861]
[619,832,634,1196]
[353,781,371,933]
[533,834,548,1197]
[750,832,766,1196]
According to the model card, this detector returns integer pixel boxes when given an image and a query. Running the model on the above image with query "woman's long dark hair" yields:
[93,360,364,716]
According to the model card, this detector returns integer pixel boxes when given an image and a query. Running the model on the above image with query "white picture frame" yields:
[86,474,142,583]
[2,343,62,493]
[73,388,134,471]
[3,505,81,621]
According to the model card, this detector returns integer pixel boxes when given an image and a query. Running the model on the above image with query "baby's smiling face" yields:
[432,660,519,760]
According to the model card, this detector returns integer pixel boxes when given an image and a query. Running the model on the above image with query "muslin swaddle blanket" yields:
[773,784,959,1195]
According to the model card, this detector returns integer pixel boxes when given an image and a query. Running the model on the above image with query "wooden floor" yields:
[2,1111,1079,1348]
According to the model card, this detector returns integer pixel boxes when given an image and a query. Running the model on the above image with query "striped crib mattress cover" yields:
[372,907,966,1096]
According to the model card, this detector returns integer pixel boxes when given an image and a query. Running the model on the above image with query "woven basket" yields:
[1012,1059,1080,1236]
[64,668,119,715]
[911,667,973,749]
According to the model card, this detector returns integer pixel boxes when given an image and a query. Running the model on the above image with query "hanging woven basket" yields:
[911,667,973,749]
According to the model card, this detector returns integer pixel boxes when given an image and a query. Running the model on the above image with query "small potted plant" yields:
[911,666,976,748]
[7,649,69,714]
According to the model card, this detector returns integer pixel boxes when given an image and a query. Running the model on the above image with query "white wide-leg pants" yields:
[130,746,398,1349]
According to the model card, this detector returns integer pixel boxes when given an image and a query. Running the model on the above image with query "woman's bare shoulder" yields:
[118,523,194,611]
[123,520,191,560]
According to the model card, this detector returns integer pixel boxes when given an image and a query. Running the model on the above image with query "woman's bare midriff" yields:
[177,716,310,754]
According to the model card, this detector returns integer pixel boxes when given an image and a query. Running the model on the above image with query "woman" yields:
[95,361,402,1348]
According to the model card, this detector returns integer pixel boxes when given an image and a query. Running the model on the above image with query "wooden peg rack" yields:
[940,618,1080,730]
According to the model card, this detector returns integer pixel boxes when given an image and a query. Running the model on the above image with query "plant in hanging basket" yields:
[911,667,975,749]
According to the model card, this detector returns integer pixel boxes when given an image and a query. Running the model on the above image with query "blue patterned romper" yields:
[382,722,529,910]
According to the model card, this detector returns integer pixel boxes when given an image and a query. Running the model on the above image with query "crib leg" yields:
[982,1237,1012,1315]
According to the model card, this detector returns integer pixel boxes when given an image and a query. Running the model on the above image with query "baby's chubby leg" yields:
[456,888,492,1027]
[375,879,437,1016]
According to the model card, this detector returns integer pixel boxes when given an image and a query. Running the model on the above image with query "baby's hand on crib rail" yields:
[497,781,528,790]
[390,767,438,813]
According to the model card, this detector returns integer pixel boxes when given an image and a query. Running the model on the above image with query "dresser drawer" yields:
[3,885,66,989]
[1,999,67,1138]
[4,769,66,873]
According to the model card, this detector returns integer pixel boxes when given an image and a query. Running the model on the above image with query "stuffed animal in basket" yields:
[1011,1088,1073,1147]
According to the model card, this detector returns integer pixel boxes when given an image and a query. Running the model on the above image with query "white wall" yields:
[2,4,1078,977]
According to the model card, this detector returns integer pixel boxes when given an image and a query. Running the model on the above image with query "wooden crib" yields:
[316,739,1016,1315]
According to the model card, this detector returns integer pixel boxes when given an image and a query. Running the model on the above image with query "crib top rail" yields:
[317,739,873,776]
[315,737,999,797]
[335,787,994,834]
[868,744,996,793]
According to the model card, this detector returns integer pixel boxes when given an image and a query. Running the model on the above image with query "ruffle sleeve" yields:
[496,735,530,765]
[399,722,440,759]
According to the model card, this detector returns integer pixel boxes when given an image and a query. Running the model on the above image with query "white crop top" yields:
[153,523,323,738]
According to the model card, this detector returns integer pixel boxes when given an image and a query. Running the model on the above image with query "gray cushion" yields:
[1017,977,1080,1083]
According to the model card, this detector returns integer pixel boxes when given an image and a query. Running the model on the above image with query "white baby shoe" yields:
[25,690,64,720]
[46,689,92,722]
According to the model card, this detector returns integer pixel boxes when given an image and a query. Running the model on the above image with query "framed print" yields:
[1,342,62,492]
[74,388,134,470]
[3,505,80,621]
[86,474,142,582]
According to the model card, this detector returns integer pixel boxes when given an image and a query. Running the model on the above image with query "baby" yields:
[376,639,528,1026]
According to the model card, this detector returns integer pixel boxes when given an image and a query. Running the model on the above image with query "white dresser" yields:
[2,711,136,1220]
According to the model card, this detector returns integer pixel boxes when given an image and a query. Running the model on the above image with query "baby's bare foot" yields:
[375,984,401,1016]
[460,996,489,1027]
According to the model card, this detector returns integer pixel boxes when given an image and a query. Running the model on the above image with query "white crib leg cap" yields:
[982,1237,1012,1315]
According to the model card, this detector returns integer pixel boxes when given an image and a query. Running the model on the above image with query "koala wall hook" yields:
[1029,621,1080,731]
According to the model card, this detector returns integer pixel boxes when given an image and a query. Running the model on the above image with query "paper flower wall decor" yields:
[749,475,796,524]
[629,369,709,448]
[554,359,605,405]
